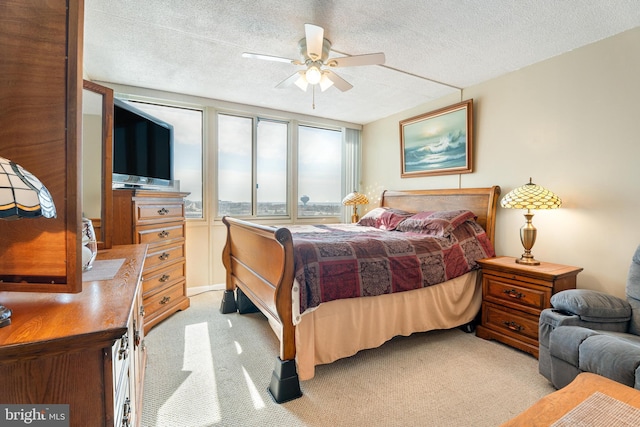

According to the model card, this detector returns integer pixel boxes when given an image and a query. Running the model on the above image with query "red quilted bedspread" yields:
[290,222,495,314]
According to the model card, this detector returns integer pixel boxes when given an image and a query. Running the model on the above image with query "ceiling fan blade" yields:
[304,23,324,60]
[325,71,353,92]
[242,52,301,65]
[327,52,385,68]
[276,71,305,89]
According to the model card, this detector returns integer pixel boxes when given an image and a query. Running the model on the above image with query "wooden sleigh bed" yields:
[220,186,501,403]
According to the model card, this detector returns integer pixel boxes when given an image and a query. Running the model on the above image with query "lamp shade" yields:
[0,156,57,220]
[294,74,309,91]
[501,178,561,266]
[501,178,561,211]
[319,73,334,92]
[342,191,369,206]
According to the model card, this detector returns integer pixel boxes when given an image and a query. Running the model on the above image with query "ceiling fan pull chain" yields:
[312,85,316,109]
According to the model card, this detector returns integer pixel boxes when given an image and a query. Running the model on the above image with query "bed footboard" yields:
[220,216,302,403]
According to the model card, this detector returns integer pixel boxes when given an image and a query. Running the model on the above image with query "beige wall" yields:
[362,27,640,298]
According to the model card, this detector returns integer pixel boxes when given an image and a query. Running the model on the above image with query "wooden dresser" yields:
[476,256,582,358]
[113,189,190,333]
[0,245,147,427]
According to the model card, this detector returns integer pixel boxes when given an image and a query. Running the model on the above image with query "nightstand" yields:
[475,256,583,358]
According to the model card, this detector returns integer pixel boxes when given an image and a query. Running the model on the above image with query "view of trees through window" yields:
[217,114,343,218]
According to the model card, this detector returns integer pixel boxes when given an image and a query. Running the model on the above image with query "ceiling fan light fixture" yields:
[242,24,384,96]
[294,74,309,91]
[319,73,334,91]
[305,65,322,85]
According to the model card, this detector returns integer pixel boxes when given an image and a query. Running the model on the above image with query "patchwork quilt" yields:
[290,221,495,314]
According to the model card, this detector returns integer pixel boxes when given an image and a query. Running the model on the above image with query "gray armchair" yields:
[539,244,640,389]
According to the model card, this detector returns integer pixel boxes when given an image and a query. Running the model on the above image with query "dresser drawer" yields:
[483,275,550,314]
[144,242,185,271]
[136,221,185,247]
[114,382,131,427]
[135,202,184,223]
[144,281,186,319]
[143,262,185,294]
[482,302,539,342]
[112,332,130,399]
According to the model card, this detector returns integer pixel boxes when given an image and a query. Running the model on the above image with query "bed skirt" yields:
[286,270,481,380]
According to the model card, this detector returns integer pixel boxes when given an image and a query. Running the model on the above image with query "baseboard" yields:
[187,283,225,297]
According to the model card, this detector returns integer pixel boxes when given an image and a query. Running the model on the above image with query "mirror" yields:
[82,80,113,249]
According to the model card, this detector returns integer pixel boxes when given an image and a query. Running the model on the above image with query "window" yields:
[217,114,288,217]
[256,119,288,215]
[217,115,252,216]
[297,126,342,217]
[127,101,204,219]
[217,113,348,220]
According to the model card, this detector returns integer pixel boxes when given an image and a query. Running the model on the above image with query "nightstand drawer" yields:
[483,276,550,312]
[482,302,539,342]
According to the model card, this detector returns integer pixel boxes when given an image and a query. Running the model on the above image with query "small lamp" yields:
[501,178,561,266]
[342,191,369,223]
[0,156,57,327]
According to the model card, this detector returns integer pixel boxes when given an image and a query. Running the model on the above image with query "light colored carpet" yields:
[141,290,555,427]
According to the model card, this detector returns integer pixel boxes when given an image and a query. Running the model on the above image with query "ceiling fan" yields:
[242,24,385,93]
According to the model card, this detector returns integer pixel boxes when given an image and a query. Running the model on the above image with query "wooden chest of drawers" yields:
[0,245,147,427]
[475,256,582,358]
[113,189,191,333]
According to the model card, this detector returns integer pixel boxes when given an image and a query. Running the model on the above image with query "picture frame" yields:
[399,99,473,178]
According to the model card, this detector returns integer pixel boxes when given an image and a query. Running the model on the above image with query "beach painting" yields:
[400,100,473,177]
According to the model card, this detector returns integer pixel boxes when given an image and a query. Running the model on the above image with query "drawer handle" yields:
[158,230,170,238]
[118,334,129,360]
[159,274,170,282]
[159,252,170,261]
[122,397,132,427]
[139,305,146,317]
[503,321,524,332]
[160,296,171,305]
[158,207,169,215]
[503,289,524,299]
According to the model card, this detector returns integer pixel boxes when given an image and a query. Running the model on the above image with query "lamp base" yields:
[0,304,12,328]
[516,254,540,266]
[351,213,359,223]
[517,212,540,266]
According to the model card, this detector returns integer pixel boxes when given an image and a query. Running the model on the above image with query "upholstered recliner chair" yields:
[539,244,640,389]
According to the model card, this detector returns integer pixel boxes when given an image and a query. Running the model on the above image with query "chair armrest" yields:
[539,308,626,348]
[551,289,632,323]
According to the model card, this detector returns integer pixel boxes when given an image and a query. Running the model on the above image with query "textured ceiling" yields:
[83,0,640,125]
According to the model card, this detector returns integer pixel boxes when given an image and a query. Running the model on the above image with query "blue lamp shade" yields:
[0,156,57,220]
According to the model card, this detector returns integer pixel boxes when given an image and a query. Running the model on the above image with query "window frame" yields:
[215,111,349,222]
[122,97,205,220]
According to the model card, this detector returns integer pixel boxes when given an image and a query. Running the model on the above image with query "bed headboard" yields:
[380,186,501,244]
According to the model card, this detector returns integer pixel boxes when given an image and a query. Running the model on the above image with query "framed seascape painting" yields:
[400,99,473,178]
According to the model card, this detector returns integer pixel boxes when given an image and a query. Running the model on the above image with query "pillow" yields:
[357,207,413,230]
[395,209,477,236]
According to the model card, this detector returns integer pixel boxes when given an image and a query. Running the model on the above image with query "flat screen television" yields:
[112,98,174,188]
